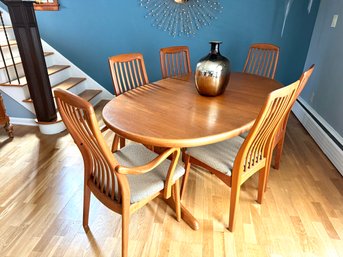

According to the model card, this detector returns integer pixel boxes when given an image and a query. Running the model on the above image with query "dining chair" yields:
[55,88,184,257]
[182,80,299,232]
[240,65,315,169]
[160,46,192,79]
[108,53,149,152]
[273,65,314,169]
[243,43,280,79]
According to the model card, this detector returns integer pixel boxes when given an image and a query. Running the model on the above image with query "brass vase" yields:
[195,41,231,96]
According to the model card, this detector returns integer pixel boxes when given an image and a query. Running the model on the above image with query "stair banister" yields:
[3,0,57,122]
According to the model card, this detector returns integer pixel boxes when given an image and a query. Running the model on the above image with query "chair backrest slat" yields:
[109,53,149,96]
[160,46,192,79]
[131,59,139,88]
[136,58,145,87]
[172,53,176,76]
[55,89,120,201]
[243,43,279,79]
[123,62,130,91]
[119,62,128,92]
[264,51,270,76]
[264,51,272,77]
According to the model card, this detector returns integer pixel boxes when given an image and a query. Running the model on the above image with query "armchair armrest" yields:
[115,147,181,199]
[115,147,179,175]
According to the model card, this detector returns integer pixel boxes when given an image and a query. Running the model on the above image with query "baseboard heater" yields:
[292,97,343,176]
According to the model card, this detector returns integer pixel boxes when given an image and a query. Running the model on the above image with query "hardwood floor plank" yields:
[331,178,343,197]
[312,202,340,240]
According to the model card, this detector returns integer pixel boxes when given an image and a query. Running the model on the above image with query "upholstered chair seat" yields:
[115,144,185,203]
[186,136,244,176]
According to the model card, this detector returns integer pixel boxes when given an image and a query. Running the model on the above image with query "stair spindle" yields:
[0,11,20,84]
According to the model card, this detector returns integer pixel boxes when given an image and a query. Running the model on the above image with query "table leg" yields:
[164,197,200,231]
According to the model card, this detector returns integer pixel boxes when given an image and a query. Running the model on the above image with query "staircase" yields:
[0,7,112,134]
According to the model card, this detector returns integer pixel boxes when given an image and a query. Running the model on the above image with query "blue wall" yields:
[302,0,343,136]
[33,0,319,94]
[0,90,35,118]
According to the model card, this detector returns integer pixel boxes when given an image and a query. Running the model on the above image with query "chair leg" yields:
[83,186,91,231]
[173,179,181,222]
[4,122,13,138]
[180,154,191,200]
[228,182,241,232]
[264,154,273,193]
[122,203,130,257]
[257,166,269,204]
[273,135,285,170]
[112,134,120,153]
[120,137,126,149]
[144,145,155,151]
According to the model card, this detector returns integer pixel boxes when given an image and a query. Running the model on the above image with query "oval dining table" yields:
[102,72,283,230]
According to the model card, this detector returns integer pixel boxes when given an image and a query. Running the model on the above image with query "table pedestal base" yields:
[164,198,199,231]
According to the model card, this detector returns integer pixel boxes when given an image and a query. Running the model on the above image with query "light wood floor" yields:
[0,101,342,257]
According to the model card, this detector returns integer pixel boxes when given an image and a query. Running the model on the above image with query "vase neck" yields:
[210,41,221,54]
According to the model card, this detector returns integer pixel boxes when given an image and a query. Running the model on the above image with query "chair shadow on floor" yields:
[85,229,104,256]
[0,136,13,147]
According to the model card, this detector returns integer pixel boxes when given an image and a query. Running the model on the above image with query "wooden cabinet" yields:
[0,93,13,138]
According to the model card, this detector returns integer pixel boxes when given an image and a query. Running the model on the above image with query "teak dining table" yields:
[102,72,283,230]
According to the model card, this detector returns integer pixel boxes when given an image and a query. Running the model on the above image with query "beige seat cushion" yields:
[115,144,184,204]
[186,136,244,176]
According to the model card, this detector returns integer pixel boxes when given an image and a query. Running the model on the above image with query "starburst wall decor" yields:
[139,0,223,37]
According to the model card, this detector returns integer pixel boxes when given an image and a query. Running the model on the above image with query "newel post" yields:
[5,0,57,122]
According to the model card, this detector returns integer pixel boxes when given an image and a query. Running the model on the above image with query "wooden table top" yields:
[102,72,283,148]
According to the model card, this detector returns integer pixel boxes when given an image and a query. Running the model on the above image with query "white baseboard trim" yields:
[292,97,343,176]
[10,117,37,126]
[38,121,66,135]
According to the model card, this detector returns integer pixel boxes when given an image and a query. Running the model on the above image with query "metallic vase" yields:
[195,41,231,96]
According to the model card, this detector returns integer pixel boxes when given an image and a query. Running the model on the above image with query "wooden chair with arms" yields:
[160,46,192,79]
[243,43,280,79]
[108,53,149,152]
[182,80,299,231]
[55,89,184,257]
